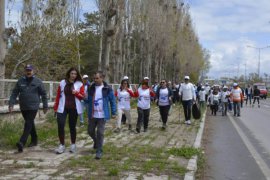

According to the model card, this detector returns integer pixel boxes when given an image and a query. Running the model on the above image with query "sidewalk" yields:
[0,105,201,180]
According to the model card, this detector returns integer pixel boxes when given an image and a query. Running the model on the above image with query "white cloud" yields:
[189,0,270,79]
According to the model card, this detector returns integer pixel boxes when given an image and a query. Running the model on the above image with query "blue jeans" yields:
[246,94,252,105]
[233,102,241,116]
[88,118,106,152]
[79,101,89,123]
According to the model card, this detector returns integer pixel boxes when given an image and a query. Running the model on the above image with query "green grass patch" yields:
[168,147,201,159]
[63,144,187,179]
[0,119,24,149]
[108,167,119,176]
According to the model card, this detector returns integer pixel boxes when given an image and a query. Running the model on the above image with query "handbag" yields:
[192,102,201,120]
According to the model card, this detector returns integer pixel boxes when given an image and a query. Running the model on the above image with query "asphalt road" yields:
[202,98,270,180]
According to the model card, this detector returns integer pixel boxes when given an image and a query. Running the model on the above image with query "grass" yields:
[168,146,201,159]
[0,111,88,150]
[0,119,24,149]
[62,144,188,179]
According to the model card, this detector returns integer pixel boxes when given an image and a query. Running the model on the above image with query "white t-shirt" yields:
[231,88,242,101]
[93,85,104,118]
[179,83,196,101]
[159,88,170,106]
[117,88,132,110]
[199,90,206,102]
[221,91,230,102]
[247,87,252,95]
[137,88,151,109]
[205,86,211,95]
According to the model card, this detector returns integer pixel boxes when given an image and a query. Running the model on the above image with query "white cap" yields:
[82,75,88,79]
[233,83,238,87]
[184,76,190,80]
[123,76,129,80]
[144,77,149,80]
[223,86,228,89]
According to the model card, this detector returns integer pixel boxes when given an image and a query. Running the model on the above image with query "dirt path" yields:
[0,105,200,180]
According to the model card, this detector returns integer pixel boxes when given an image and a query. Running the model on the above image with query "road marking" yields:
[228,114,270,180]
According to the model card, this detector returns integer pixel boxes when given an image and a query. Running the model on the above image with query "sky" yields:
[4,0,270,79]
[188,0,270,79]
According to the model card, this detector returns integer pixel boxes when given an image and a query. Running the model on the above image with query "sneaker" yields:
[258,105,260,108]
[79,122,84,127]
[186,120,191,125]
[135,128,140,134]
[55,144,65,154]
[16,142,23,153]
[95,151,102,160]
[70,144,76,153]
[128,124,132,130]
[162,123,166,130]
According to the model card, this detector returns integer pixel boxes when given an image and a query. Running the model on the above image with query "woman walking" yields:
[114,78,135,132]
[54,67,85,154]
[156,80,173,130]
[134,78,155,133]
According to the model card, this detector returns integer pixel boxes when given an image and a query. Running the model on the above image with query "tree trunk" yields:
[0,0,6,104]
[0,0,6,79]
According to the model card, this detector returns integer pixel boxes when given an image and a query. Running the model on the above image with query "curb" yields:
[184,109,207,180]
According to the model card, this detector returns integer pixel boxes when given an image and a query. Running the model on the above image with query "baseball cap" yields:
[82,75,89,79]
[123,76,129,80]
[25,64,33,71]
[233,83,238,87]
[144,77,149,80]
[184,76,190,80]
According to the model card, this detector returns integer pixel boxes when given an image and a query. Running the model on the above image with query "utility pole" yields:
[247,45,270,78]
[0,0,6,79]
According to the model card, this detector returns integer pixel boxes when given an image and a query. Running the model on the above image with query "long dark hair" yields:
[120,79,130,91]
[65,67,82,82]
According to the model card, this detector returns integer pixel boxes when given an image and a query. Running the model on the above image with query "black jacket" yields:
[9,76,48,110]
[253,88,260,97]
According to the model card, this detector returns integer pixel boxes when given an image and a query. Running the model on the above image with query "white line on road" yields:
[228,114,270,180]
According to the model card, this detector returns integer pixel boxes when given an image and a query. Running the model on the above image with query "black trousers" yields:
[182,100,192,121]
[20,110,38,145]
[253,97,260,105]
[121,114,126,124]
[159,105,171,124]
[57,108,78,145]
[136,108,150,131]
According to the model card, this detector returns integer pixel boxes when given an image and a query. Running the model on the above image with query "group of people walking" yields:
[196,82,262,117]
[9,65,197,160]
[10,64,264,159]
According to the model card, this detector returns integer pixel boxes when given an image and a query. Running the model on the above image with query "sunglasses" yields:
[160,82,166,84]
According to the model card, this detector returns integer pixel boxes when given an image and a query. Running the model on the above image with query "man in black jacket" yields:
[253,85,260,108]
[9,64,48,152]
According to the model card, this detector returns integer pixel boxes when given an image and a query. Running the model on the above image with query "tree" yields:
[0,0,6,79]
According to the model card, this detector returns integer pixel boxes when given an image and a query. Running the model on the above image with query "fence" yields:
[0,79,138,106]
